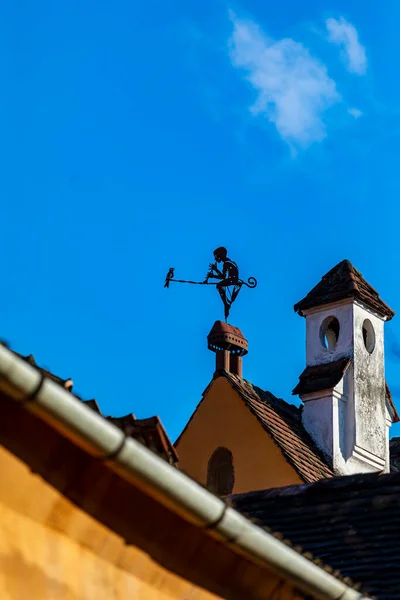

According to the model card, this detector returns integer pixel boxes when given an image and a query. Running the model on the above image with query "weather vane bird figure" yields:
[164,247,257,321]
[164,268,174,288]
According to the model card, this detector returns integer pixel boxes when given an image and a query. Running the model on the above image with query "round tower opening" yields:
[362,319,375,354]
[320,316,340,350]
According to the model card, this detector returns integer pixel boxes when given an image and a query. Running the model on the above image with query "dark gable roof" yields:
[292,357,351,396]
[294,260,395,320]
[292,358,399,422]
[232,471,400,600]
[217,371,334,483]
[390,437,400,472]
[3,344,178,465]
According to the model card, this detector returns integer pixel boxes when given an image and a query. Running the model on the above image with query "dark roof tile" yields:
[294,260,394,320]
[232,471,400,599]
[390,437,400,472]
[293,361,399,422]
[292,358,351,396]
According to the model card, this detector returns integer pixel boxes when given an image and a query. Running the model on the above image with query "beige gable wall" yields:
[176,377,302,494]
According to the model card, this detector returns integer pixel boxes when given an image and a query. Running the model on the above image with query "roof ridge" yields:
[293,357,351,397]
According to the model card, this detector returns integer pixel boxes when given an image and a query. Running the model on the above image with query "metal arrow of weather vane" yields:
[164,246,257,322]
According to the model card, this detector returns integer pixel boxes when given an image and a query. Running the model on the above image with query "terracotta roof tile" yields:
[107,414,179,464]
[292,358,351,396]
[294,260,395,320]
[232,472,400,599]
[221,371,334,483]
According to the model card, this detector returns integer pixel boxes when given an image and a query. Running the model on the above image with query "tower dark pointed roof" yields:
[294,259,395,320]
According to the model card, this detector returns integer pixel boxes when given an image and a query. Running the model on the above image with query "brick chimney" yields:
[207,321,248,377]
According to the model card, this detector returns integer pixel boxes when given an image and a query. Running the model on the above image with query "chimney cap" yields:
[207,320,248,356]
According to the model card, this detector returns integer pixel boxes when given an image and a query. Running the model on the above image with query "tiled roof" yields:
[294,260,395,320]
[221,371,334,483]
[292,359,399,422]
[390,437,400,472]
[292,357,351,396]
[232,471,400,600]
[3,343,178,465]
[107,414,178,464]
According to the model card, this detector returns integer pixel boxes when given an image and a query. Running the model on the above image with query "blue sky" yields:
[1,0,400,440]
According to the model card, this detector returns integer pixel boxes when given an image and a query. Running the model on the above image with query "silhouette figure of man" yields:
[206,247,241,320]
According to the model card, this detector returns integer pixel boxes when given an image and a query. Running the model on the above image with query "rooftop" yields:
[292,357,351,396]
[389,437,400,472]
[232,470,400,599]
[294,259,395,320]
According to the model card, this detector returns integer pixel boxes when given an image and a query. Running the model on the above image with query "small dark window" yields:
[207,447,234,496]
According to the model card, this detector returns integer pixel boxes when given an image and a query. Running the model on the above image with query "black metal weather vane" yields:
[164,246,257,321]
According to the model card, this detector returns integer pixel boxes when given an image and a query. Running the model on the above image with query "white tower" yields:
[293,260,398,475]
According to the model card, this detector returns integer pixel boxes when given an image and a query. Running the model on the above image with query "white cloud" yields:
[229,14,340,148]
[326,17,367,75]
[348,107,363,119]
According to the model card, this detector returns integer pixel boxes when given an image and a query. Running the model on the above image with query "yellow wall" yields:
[0,444,219,600]
[0,395,309,600]
[176,377,302,494]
